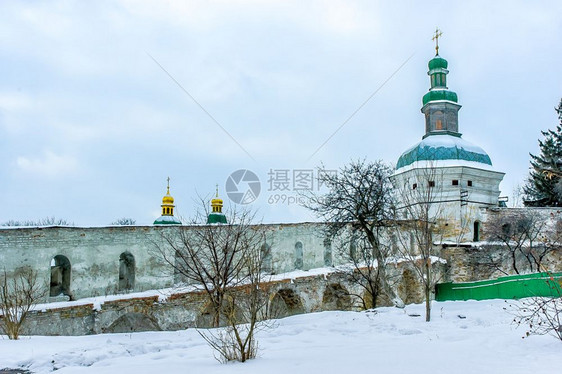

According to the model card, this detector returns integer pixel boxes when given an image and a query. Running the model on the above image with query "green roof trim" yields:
[207,213,227,224]
[396,134,492,170]
[422,90,458,105]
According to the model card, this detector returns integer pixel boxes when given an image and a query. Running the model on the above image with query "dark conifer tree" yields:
[523,99,562,206]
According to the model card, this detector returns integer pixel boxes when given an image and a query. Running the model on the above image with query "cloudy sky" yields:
[0,1,561,226]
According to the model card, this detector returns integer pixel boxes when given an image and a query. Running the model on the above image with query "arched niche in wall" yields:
[119,252,135,291]
[269,288,304,319]
[323,238,332,267]
[294,241,303,270]
[322,283,351,311]
[261,243,273,274]
[50,255,73,299]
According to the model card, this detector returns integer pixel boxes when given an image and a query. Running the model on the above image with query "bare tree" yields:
[486,210,562,275]
[0,267,44,340]
[153,201,271,362]
[392,165,458,321]
[1,217,73,227]
[303,160,403,309]
[110,217,137,225]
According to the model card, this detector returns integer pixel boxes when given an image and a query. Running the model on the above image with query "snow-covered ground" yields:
[1,299,561,373]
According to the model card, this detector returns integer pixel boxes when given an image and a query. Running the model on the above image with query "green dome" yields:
[207,212,227,224]
[396,133,492,170]
[422,90,458,105]
[154,216,182,225]
[428,55,448,70]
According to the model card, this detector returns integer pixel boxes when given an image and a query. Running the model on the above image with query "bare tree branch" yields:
[303,159,403,308]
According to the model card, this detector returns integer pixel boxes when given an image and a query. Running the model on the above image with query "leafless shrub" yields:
[509,276,562,341]
[153,199,272,362]
[0,267,44,340]
[198,286,272,363]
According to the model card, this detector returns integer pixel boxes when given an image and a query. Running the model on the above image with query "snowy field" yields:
[1,299,561,374]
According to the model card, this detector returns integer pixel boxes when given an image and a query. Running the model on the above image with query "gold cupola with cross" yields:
[154,178,182,225]
[207,184,227,224]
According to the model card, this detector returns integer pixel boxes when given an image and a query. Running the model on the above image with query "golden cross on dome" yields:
[167,177,170,192]
[432,28,443,55]
[215,183,219,197]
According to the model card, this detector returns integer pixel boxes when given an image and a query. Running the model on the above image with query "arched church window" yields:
[433,110,444,131]
[118,252,135,290]
[50,255,72,299]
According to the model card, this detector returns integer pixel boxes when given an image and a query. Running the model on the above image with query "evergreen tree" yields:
[523,99,562,207]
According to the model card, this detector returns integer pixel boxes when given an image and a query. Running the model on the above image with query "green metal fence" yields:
[435,272,562,301]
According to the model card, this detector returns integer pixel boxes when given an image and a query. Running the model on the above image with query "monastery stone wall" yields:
[0,223,343,302]
[20,270,422,336]
[1,207,561,336]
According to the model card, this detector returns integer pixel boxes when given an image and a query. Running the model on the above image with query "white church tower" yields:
[392,30,505,242]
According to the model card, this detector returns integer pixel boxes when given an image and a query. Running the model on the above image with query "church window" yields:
[452,180,459,186]
[436,119,443,130]
[468,180,473,187]
[428,181,435,187]
[412,183,417,190]
[473,221,481,242]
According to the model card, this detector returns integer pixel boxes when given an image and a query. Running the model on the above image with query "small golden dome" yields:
[162,187,174,205]
[210,184,224,214]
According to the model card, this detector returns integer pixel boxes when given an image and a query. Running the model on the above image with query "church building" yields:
[392,31,505,242]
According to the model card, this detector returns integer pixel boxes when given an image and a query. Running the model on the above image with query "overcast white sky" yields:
[1,1,561,226]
